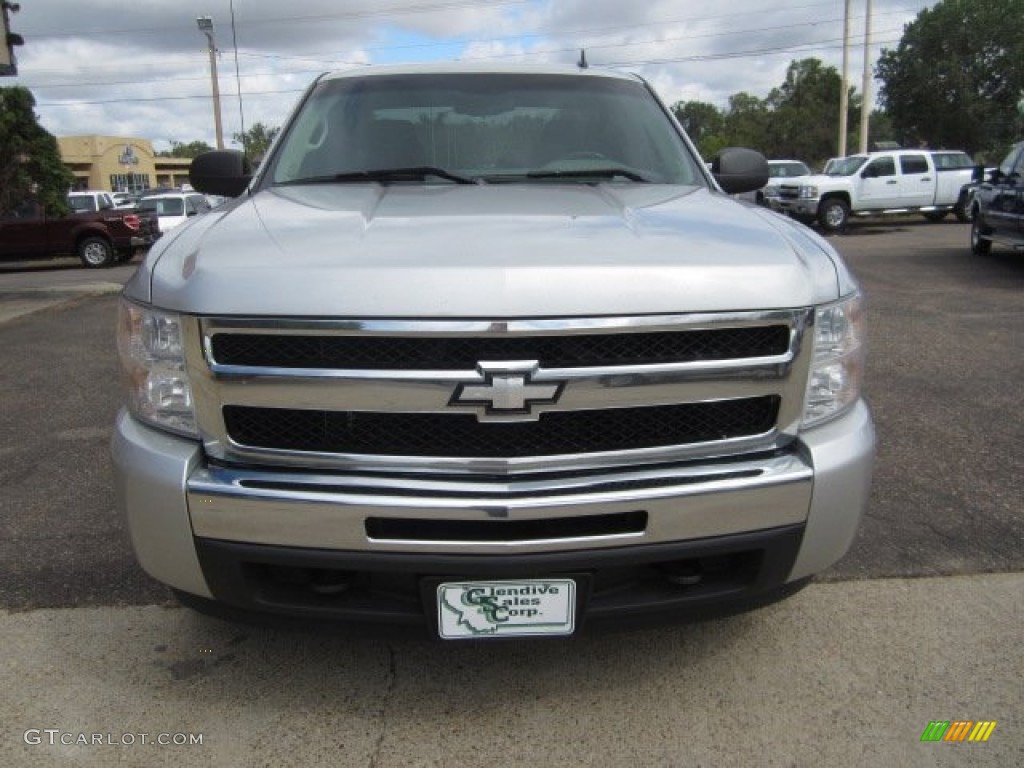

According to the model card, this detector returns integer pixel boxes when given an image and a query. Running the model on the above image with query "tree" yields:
[722,92,771,154]
[156,140,214,159]
[0,87,74,216]
[764,59,859,164]
[667,57,864,166]
[876,0,1024,157]
[671,101,726,157]
[233,122,280,162]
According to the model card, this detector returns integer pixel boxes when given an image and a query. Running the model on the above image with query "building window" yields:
[110,173,151,193]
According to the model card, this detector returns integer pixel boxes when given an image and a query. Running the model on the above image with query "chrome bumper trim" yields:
[187,451,813,554]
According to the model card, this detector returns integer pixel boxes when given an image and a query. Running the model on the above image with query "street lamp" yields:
[196,16,224,149]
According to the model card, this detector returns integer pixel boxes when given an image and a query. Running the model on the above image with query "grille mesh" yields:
[211,326,790,370]
[223,397,780,458]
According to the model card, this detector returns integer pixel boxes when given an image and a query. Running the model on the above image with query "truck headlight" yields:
[802,293,866,428]
[117,299,198,438]
[799,185,819,199]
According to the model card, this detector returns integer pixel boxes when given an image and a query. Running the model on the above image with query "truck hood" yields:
[136,184,846,317]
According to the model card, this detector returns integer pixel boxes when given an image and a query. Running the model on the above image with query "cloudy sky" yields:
[6,0,934,152]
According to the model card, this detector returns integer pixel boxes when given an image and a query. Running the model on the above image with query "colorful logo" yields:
[920,721,997,743]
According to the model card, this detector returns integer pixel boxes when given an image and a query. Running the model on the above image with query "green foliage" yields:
[156,140,214,159]
[232,122,280,162]
[671,101,725,152]
[672,59,859,167]
[876,0,1024,157]
[767,59,860,162]
[0,86,74,216]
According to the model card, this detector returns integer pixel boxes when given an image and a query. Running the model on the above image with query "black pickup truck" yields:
[0,199,160,268]
[970,141,1024,256]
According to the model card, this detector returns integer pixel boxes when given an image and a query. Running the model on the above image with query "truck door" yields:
[1010,148,1024,237]
[0,201,50,258]
[988,145,1023,239]
[858,156,901,209]
[897,153,934,208]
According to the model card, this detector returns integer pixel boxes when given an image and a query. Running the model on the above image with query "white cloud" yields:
[6,0,932,147]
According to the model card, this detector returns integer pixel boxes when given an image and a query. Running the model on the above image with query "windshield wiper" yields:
[525,167,653,183]
[282,167,478,186]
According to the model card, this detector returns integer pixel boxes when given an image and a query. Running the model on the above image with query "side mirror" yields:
[190,150,253,198]
[971,164,985,183]
[711,148,769,195]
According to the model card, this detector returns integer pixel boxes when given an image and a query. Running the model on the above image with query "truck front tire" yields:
[970,214,992,256]
[78,236,115,268]
[818,198,849,233]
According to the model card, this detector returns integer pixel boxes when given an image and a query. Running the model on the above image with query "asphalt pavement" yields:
[0,221,1021,767]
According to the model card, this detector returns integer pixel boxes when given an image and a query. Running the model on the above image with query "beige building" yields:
[57,135,193,193]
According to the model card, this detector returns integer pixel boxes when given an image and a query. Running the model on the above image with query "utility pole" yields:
[196,16,225,150]
[859,0,873,154]
[838,0,851,158]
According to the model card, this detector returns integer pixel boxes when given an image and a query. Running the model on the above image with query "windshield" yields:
[768,162,810,178]
[138,198,184,216]
[68,196,96,213]
[268,73,701,186]
[68,194,113,213]
[827,156,868,176]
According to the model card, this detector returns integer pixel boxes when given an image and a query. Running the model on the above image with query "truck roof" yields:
[319,62,642,84]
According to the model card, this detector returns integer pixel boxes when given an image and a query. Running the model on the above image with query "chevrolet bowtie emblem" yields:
[450,361,564,422]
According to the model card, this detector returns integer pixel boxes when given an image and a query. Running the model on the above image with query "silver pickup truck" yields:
[113,64,874,639]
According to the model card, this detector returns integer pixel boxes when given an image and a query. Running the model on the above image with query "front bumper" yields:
[112,400,874,628]
[775,198,820,219]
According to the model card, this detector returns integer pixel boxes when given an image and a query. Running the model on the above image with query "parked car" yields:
[735,160,811,205]
[135,192,212,233]
[67,190,116,213]
[970,141,1024,255]
[111,191,141,209]
[761,160,812,206]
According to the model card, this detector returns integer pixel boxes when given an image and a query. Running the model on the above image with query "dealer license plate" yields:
[437,579,576,639]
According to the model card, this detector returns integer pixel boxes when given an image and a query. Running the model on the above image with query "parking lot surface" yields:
[0,220,1021,766]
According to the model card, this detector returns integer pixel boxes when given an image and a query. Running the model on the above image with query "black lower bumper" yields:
[187,525,807,635]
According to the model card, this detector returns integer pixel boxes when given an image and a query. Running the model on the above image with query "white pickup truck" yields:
[773,149,976,232]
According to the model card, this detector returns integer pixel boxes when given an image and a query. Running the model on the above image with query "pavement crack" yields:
[368,644,397,768]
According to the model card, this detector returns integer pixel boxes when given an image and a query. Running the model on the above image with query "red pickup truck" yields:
[0,199,160,268]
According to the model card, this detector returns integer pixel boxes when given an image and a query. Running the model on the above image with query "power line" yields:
[22,11,913,92]
[32,29,906,109]
[36,89,305,107]
[24,1,929,110]
[21,0,534,40]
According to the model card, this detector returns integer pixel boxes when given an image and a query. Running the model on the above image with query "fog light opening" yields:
[308,570,352,595]
[662,560,703,587]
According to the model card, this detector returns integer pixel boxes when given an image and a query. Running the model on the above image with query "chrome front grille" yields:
[185,312,814,475]
[222,397,780,458]
[209,325,791,370]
